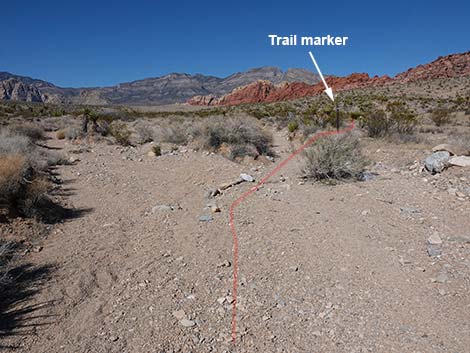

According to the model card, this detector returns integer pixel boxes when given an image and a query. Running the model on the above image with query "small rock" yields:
[180,319,196,327]
[110,336,119,342]
[424,151,450,174]
[361,210,369,216]
[198,215,213,222]
[427,246,442,257]
[210,204,221,213]
[427,233,442,245]
[262,315,271,321]
[217,297,226,305]
[240,173,255,182]
[448,155,470,168]
[172,310,186,320]
[32,246,43,253]
[432,144,466,156]
[152,205,173,213]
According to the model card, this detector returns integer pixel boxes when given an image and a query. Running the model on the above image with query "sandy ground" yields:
[1,129,470,353]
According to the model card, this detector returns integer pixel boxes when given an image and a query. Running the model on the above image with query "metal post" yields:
[335,105,340,131]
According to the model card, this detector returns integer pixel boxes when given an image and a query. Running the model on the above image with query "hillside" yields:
[0,68,319,106]
[189,52,470,106]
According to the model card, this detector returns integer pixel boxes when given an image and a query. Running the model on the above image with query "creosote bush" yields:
[110,122,132,146]
[303,133,367,181]
[431,107,451,126]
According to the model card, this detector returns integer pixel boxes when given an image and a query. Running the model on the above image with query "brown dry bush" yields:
[303,133,367,181]
[197,117,272,158]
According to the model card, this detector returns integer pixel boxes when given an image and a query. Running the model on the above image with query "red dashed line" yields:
[229,121,356,344]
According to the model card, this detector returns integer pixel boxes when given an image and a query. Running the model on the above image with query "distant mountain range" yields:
[1,52,469,106]
[0,67,319,106]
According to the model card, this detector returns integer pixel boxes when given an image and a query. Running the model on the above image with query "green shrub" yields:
[151,144,162,156]
[288,121,299,133]
[363,110,389,137]
[431,107,451,126]
[386,101,418,134]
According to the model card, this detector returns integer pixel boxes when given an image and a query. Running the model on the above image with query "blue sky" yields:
[2,0,469,87]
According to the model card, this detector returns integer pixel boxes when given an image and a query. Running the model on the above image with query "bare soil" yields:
[1,128,470,353]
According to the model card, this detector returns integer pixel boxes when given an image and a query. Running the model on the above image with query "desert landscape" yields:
[0,47,469,353]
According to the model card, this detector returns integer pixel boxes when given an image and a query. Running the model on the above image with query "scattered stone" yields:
[217,297,226,305]
[240,173,255,182]
[427,245,442,257]
[427,233,442,245]
[358,171,377,181]
[198,215,213,222]
[180,319,196,327]
[424,151,450,174]
[438,287,447,296]
[448,156,470,168]
[262,315,271,321]
[32,246,43,253]
[209,204,221,213]
[398,257,411,266]
[109,335,119,342]
[436,272,449,283]
[152,205,174,212]
[361,210,370,216]
[172,310,186,320]
[432,144,466,156]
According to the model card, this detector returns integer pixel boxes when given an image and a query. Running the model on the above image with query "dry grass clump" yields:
[197,117,272,158]
[9,123,45,142]
[303,133,367,181]
[0,240,13,289]
[56,129,66,139]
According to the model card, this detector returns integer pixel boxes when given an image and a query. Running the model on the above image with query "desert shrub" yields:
[229,144,259,160]
[154,125,189,145]
[387,101,418,134]
[151,144,162,156]
[0,154,28,211]
[56,129,66,139]
[135,123,155,143]
[110,122,132,146]
[303,133,367,181]
[200,117,272,156]
[0,129,34,156]
[9,123,45,142]
[65,126,83,140]
[288,121,299,133]
[0,154,52,218]
[431,107,451,126]
[363,110,389,137]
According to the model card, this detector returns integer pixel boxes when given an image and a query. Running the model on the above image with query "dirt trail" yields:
[2,132,470,352]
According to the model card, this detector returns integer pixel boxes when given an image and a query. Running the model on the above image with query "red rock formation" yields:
[395,52,470,82]
[188,52,470,106]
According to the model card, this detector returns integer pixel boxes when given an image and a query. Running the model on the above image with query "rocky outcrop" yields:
[0,78,43,102]
[189,73,393,106]
[188,52,470,106]
[395,52,470,82]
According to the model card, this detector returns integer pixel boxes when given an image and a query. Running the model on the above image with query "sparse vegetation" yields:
[431,107,451,126]
[303,133,367,181]
[110,122,132,146]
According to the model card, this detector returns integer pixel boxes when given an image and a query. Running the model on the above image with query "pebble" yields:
[172,310,186,320]
[427,233,442,245]
[427,246,442,257]
[436,272,449,283]
[180,319,196,327]
[198,215,213,222]
[240,173,255,182]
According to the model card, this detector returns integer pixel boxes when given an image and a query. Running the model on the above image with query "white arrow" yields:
[308,51,334,102]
